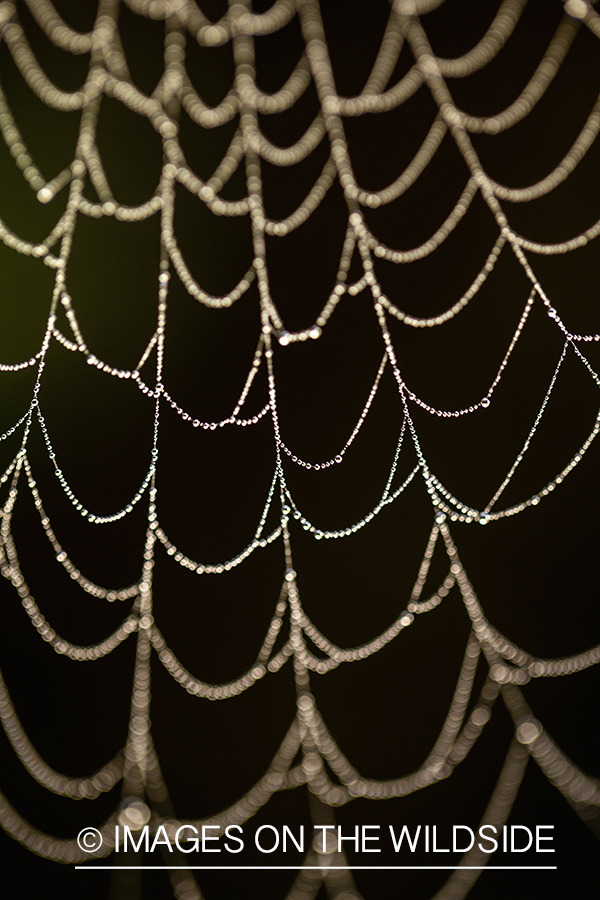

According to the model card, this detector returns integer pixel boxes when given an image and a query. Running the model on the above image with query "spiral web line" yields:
[0,0,599,896]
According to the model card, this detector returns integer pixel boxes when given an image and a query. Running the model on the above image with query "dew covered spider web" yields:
[0,0,600,898]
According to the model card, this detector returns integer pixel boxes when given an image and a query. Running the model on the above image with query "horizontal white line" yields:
[76,866,558,871]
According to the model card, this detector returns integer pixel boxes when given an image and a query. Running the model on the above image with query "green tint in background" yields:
[0,1,599,897]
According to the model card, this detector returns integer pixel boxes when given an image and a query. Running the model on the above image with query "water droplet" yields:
[516,719,541,744]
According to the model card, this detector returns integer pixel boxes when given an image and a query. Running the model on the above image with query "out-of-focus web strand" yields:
[0,2,595,259]
[0,1,599,895]
[5,291,600,587]
[0,510,595,881]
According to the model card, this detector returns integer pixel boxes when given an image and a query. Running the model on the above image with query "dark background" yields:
[0,0,599,897]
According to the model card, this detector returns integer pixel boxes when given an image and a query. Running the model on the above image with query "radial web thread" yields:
[0,1,599,898]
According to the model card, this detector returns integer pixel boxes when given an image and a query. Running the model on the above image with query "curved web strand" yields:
[376,234,506,328]
[502,683,600,811]
[170,131,249,217]
[513,215,600,255]
[123,0,298,44]
[294,632,496,801]
[336,0,528,116]
[438,521,600,684]
[358,178,478,261]
[248,113,327,168]
[0,76,73,199]
[36,406,156,524]
[350,117,448,208]
[180,74,239,128]
[161,168,255,306]
[455,14,580,134]
[276,352,387,469]
[408,16,600,272]
[428,739,530,900]
[245,54,313,115]
[2,16,91,111]
[490,89,600,202]
[0,662,124,799]
[23,0,94,54]
[0,504,139,660]
[396,288,534,416]
[0,792,117,862]
[152,463,281,575]
[0,0,599,891]
[398,342,600,526]
[24,458,139,600]
[265,155,337,235]
[0,203,69,259]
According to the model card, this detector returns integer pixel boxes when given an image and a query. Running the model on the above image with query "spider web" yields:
[0,0,599,898]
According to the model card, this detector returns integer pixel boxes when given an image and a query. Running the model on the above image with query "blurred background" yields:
[0,0,599,897]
